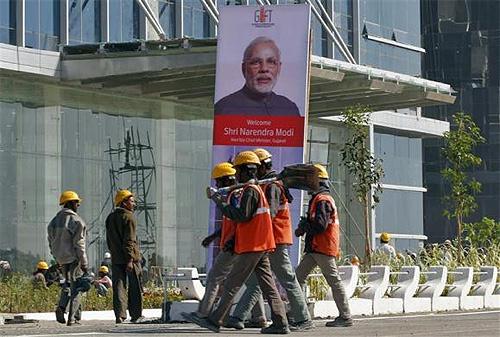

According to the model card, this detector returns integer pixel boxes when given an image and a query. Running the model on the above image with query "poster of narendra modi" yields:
[208,4,311,268]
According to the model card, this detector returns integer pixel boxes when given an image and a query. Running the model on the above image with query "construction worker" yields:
[32,261,50,289]
[378,232,396,258]
[106,189,144,324]
[195,162,239,318]
[295,165,353,327]
[47,190,88,326]
[94,266,113,296]
[226,148,313,331]
[189,151,289,334]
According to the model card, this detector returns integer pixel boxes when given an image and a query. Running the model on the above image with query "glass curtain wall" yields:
[25,0,60,50]
[158,0,176,39]
[68,0,101,44]
[109,0,141,42]
[183,0,210,38]
[0,0,16,45]
[0,77,213,273]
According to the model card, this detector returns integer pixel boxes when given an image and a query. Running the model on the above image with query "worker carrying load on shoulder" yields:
[186,150,290,334]
[226,148,314,332]
[295,164,353,328]
[193,162,242,319]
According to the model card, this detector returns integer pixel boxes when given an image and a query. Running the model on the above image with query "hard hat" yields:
[59,190,82,206]
[253,148,272,162]
[233,151,261,167]
[115,189,133,206]
[211,162,236,179]
[104,252,111,259]
[380,232,391,242]
[313,164,329,179]
[37,261,49,270]
[444,239,452,246]
[350,256,360,265]
[99,266,109,273]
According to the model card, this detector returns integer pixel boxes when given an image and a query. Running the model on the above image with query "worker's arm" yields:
[265,183,281,219]
[220,187,259,222]
[71,217,88,271]
[201,229,222,247]
[303,200,333,235]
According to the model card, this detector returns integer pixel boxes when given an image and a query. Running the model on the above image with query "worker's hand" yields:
[80,265,88,274]
[298,216,308,230]
[201,235,215,248]
[295,227,305,237]
[206,186,218,199]
[210,192,224,206]
[126,260,134,273]
[223,238,235,253]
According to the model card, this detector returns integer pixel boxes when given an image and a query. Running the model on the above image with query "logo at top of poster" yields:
[253,7,274,28]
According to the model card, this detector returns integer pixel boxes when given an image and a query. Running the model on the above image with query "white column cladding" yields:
[155,116,178,267]
[101,0,110,42]
[145,0,160,40]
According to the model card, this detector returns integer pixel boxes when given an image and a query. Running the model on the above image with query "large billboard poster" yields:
[208,4,311,268]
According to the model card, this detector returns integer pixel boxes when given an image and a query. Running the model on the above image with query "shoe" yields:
[244,318,268,328]
[130,316,146,323]
[55,307,66,324]
[261,324,290,334]
[115,317,126,324]
[325,316,353,327]
[181,312,220,333]
[225,316,244,330]
[289,319,315,331]
[66,320,81,326]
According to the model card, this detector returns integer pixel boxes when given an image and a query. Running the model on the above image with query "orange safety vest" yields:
[262,181,293,245]
[220,190,239,247]
[234,184,275,254]
[309,193,340,257]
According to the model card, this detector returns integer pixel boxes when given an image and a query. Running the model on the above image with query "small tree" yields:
[340,105,384,264]
[441,112,485,261]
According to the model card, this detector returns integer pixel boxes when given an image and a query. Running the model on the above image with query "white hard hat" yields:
[104,252,111,259]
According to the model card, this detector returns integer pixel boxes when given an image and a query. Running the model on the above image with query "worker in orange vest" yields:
[295,164,353,327]
[188,151,289,334]
[194,162,263,319]
[226,148,313,332]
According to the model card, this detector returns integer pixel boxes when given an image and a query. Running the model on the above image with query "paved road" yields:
[1,310,499,337]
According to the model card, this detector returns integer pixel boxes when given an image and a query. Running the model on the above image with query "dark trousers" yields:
[58,261,83,322]
[111,263,143,320]
[209,252,288,328]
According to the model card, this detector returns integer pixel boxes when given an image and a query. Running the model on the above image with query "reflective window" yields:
[25,0,60,50]
[359,0,421,76]
[69,0,101,44]
[334,0,353,61]
[0,0,16,45]
[183,0,211,38]
[158,0,176,39]
[109,0,141,42]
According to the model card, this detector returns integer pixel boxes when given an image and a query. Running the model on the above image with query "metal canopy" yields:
[60,40,456,116]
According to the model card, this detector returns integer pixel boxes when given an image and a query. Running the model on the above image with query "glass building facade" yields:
[422,0,500,242]
[0,0,443,271]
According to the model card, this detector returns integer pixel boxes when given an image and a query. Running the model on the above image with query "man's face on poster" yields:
[242,42,282,95]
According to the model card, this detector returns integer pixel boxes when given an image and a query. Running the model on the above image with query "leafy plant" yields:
[340,105,384,263]
[463,217,500,248]
[441,112,485,261]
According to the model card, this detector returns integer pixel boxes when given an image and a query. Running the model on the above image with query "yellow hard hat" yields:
[253,148,272,161]
[211,162,236,179]
[351,256,360,265]
[380,232,391,242]
[313,164,329,179]
[37,261,49,270]
[99,266,109,273]
[59,190,82,206]
[233,151,261,167]
[115,189,133,206]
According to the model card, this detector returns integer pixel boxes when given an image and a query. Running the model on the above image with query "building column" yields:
[60,0,69,45]
[16,0,25,47]
[101,0,109,42]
